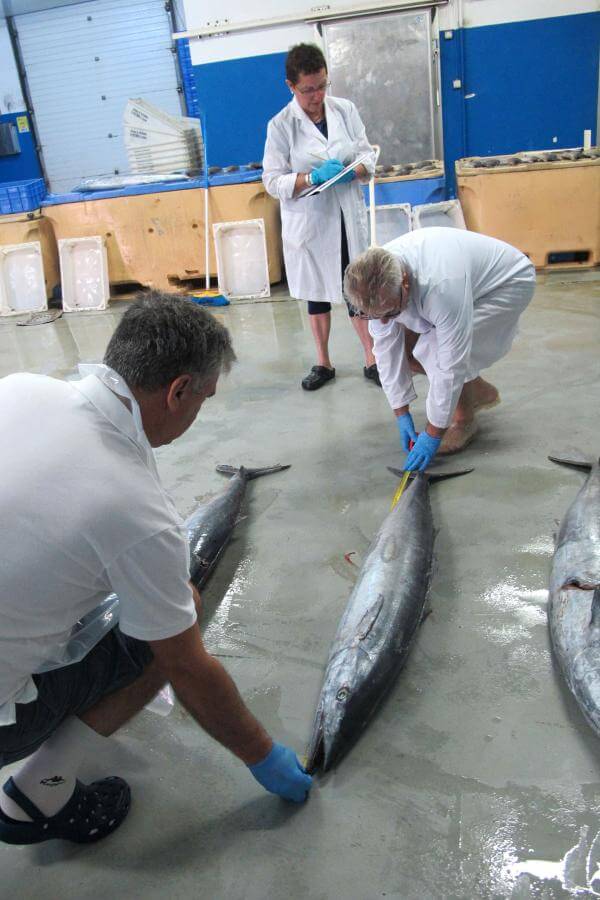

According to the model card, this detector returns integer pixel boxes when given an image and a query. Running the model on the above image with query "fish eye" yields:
[336,687,349,702]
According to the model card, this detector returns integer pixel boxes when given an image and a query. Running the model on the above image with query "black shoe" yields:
[302,366,336,391]
[0,776,131,845]
[363,364,381,386]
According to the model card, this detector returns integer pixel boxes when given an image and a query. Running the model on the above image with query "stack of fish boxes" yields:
[123,99,204,177]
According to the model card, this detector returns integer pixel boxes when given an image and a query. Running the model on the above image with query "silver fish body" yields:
[307,468,469,772]
[549,455,600,734]
[186,464,289,589]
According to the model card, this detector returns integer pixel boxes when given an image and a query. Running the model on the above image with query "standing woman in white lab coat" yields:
[263,43,379,391]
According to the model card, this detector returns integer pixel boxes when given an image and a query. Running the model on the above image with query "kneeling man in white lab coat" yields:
[344,228,536,469]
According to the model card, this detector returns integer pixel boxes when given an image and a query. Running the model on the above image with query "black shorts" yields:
[0,628,152,768]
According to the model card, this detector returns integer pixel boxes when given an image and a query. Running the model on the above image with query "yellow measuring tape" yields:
[390,470,411,510]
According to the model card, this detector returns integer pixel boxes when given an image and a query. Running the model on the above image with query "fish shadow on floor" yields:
[548,653,600,773]
[198,529,251,631]
[199,487,283,631]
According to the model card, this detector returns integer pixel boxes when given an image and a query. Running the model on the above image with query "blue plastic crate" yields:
[0,178,47,215]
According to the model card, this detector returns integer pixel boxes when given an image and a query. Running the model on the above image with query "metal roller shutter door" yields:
[13,0,183,192]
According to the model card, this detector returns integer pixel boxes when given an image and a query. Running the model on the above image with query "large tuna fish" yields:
[187,464,290,589]
[548,454,600,733]
[306,466,471,773]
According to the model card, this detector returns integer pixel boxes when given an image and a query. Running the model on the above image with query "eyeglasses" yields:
[355,306,404,321]
[296,80,331,96]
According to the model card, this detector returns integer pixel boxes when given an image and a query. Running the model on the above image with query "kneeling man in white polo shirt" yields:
[0,292,311,846]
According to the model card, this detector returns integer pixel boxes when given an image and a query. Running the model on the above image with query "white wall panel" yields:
[13,0,183,192]
[184,0,319,28]
[189,22,318,65]
[183,0,598,46]
[0,20,25,113]
[436,0,596,30]
[466,0,597,27]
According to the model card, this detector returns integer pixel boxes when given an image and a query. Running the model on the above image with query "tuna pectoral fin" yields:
[387,466,473,483]
[591,588,600,630]
[305,708,324,775]
[357,594,385,640]
[548,454,594,472]
[216,464,291,480]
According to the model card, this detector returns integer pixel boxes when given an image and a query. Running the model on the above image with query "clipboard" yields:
[299,151,372,198]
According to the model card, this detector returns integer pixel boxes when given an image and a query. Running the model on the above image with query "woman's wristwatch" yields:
[305,172,313,187]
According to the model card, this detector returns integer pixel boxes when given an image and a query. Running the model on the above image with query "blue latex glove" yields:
[336,167,356,184]
[248,742,313,803]
[404,431,441,472]
[310,158,343,186]
[396,412,418,452]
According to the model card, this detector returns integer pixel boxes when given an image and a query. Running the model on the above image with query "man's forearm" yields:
[150,626,272,765]
[170,655,272,765]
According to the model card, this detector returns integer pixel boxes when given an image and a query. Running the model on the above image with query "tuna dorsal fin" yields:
[590,588,600,631]
[216,464,290,480]
[387,466,473,483]
[548,454,594,472]
[357,594,385,640]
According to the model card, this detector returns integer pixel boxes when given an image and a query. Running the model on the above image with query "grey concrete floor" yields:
[0,273,600,900]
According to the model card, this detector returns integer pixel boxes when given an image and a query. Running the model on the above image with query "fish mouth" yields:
[305,708,355,774]
[321,730,352,773]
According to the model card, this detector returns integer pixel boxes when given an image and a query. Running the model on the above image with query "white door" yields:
[13,0,183,192]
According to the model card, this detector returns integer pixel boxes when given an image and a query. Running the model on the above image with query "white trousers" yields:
[413,275,536,385]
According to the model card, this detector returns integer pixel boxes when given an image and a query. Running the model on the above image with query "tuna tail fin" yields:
[216,464,291,480]
[387,466,473,483]
[548,453,594,472]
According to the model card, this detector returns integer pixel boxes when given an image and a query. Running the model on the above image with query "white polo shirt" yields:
[0,370,197,725]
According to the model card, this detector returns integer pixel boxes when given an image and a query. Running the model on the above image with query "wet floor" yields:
[1,273,600,899]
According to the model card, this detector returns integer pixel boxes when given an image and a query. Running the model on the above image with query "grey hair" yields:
[344,248,409,315]
[104,291,236,392]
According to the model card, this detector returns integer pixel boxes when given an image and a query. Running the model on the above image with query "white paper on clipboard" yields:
[299,151,372,198]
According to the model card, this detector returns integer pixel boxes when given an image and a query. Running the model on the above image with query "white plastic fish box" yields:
[370,203,412,247]
[58,236,109,312]
[0,241,48,316]
[412,199,466,230]
[212,219,270,300]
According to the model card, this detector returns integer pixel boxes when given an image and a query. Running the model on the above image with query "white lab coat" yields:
[369,228,536,428]
[262,95,376,303]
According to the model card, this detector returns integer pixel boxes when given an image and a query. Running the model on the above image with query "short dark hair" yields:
[285,43,327,85]
[104,291,236,392]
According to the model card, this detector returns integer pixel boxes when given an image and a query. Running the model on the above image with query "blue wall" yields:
[191,12,599,194]
[441,11,600,194]
[191,51,290,166]
[0,112,43,184]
